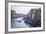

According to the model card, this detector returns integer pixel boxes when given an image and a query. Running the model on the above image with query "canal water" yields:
[11,17,30,28]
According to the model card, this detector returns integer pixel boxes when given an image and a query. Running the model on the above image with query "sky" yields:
[11,5,40,15]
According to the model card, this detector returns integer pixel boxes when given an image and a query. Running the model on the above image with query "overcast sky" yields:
[11,5,40,15]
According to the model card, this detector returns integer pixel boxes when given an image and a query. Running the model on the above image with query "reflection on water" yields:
[11,17,31,28]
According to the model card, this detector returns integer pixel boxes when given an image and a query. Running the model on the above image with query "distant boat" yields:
[17,20,21,22]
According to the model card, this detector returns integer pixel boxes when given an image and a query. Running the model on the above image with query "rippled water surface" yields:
[11,17,32,28]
